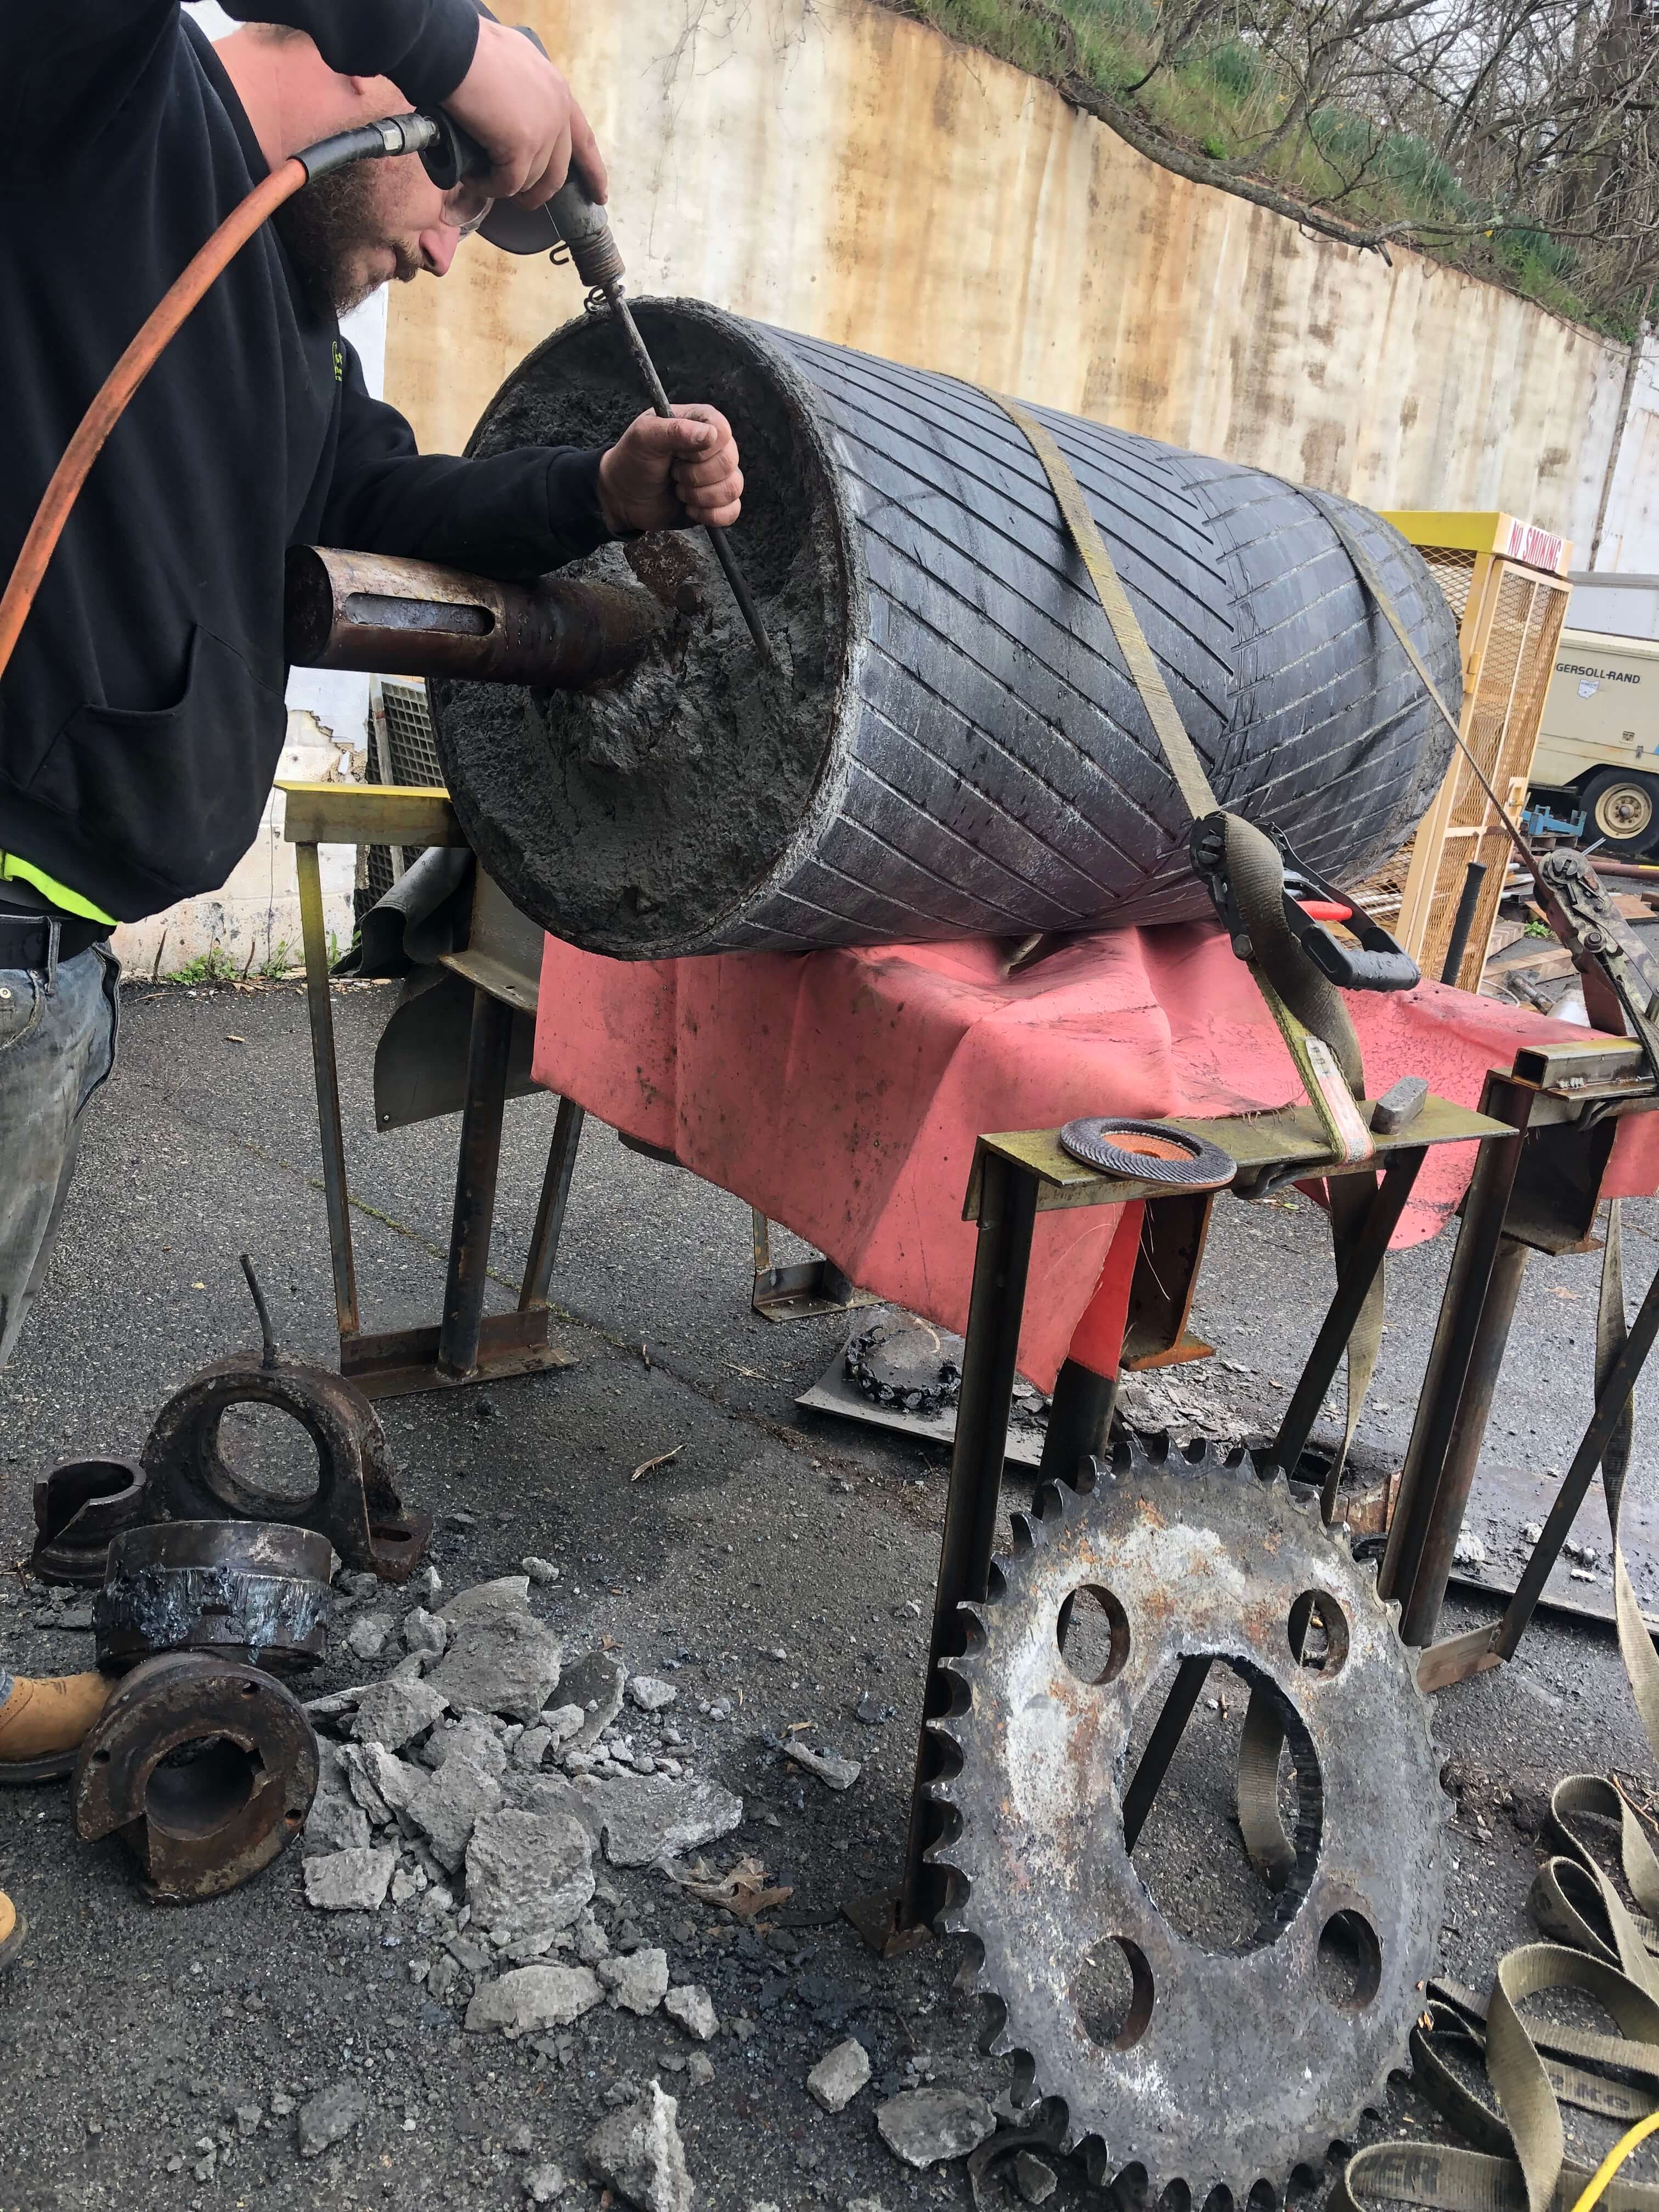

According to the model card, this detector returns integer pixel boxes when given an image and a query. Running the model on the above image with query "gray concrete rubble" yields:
[629,1675,678,1712]
[600,1945,669,2014]
[524,2162,567,2204]
[302,1844,397,1911]
[560,1649,627,1750]
[404,1748,505,1873]
[663,1984,718,2040]
[465,1962,605,2037]
[465,1807,595,1947]
[806,2036,871,2112]
[428,1712,509,1775]
[1014,2149,1059,2204]
[782,1740,861,1791]
[584,2081,693,2212]
[402,1604,448,1659]
[428,1607,563,1723]
[574,1774,743,1867]
[351,1675,448,1748]
[302,1740,373,1856]
[345,1611,392,1662]
[442,1574,533,1621]
[875,2086,998,2166]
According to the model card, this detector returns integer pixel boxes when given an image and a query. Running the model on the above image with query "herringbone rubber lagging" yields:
[717,332,1460,949]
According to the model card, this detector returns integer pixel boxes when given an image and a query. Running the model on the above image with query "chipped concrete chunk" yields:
[574,1774,742,1867]
[584,2082,692,2212]
[876,2087,996,2167]
[352,1677,448,1750]
[427,1713,509,1776]
[404,1755,503,1874]
[303,1845,396,1911]
[806,2036,870,2113]
[403,1606,448,1661]
[465,1963,603,2038]
[629,1676,677,1712]
[441,1575,532,1622]
[560,1650,626,1750]
[1014,2149,1059,2204]
[663,1985,717,2041]
[350,1740,422,1817]
[346,1612,393,1662]
[600,1946,669,2015]
[302,1743,371,1857]
[430,1609,562,1724]
[465,1808,594,1946]
[786,1742,860,1792]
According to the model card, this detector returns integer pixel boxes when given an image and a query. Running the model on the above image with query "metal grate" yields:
[379,678,443,785]
[1420,546,1476,625]
[357,678,444,923]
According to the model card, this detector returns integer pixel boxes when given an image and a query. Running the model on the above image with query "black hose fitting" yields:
[297,112,442,183]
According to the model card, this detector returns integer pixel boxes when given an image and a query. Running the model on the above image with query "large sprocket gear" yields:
[930,1434,1448,2203]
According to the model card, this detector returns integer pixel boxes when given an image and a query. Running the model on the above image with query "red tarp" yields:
[535,923,1659,1391]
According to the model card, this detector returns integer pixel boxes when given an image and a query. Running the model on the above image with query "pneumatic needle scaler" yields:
[422,116,777,670]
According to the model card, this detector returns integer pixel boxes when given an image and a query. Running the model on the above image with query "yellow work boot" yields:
[0,1887,22,1969]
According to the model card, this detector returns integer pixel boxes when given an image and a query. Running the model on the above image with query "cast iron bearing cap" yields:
[928,1434,1448,2204]
[142,1352,431,1582]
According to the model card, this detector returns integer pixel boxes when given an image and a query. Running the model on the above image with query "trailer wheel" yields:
[1582,768,1659,857]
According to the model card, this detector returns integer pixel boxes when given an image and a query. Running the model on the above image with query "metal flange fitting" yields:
[142,1353,430,1582]
[72,1651,319,1901]
[930,1434,1447,2203]
[30,1457,150,1586]
[94,1521,333,1674]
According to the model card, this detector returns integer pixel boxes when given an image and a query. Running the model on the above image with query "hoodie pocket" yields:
[30,625,286,900]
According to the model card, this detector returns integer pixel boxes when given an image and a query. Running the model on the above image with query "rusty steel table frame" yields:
[856,1064,1659,1950]
[281,780,583,1399]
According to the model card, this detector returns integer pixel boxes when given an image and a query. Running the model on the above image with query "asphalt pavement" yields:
[0,975,1655,2212]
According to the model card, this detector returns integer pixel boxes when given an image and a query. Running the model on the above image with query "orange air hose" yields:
[0,108,446,689]
[0,158,308,687]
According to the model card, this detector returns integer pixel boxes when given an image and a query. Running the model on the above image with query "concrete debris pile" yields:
[286,1564,1022,2207]
[302,1573,742,2038]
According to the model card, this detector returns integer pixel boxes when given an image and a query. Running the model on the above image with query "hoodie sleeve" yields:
[0,2,479,156]
[318,340,613,578]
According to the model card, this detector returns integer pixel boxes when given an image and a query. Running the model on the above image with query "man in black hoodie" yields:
[0,2,744,1381]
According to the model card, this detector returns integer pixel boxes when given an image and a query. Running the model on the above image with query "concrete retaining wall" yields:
[383,0,1646,559]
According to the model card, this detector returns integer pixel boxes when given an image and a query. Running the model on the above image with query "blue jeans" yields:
[0,941,120,1370]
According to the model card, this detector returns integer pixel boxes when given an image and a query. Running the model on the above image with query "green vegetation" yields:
[168,946,238,985]
[881,0,1645,336]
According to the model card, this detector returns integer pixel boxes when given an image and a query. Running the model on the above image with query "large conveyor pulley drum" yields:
[431,302,1461,960]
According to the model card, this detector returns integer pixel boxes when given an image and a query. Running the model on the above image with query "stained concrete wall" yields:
[382,0,1643,560]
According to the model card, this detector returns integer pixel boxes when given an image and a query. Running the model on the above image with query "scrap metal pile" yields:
[3,1261,431,1903]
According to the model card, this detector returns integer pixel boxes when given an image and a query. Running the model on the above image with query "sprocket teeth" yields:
[1005,1515,1040,1558]
[938,1432,1449,2195]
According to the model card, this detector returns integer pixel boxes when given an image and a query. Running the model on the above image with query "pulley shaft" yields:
[283,546,670,688]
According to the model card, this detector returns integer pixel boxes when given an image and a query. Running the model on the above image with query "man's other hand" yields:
[443,16,608,210]
[598,407,744,535]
